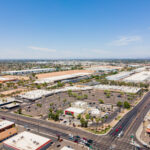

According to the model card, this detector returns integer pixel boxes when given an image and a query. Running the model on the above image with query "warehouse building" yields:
[106,71,133,81]
[123,71,150,83]
[1,103,20,109]
[2,68,56,75]
[3,131,52,150]
[0,98,15,106]
[0,97,21,108]
[35,72,91,84]
[19,86,92,101]
[86,66,122,73]
[93,84,141,94]
[0,77,16,83]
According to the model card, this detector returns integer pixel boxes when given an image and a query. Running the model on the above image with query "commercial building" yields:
[19,90,51,101]
[0,77,16,83]
[19,86,92,101]
[88,108,101,117]
[106,71,133,81]
[35,72,91,84]
[2,68,56,75]
[93,84,141,94]
[123,71,150,83]
[64,107,86,117]
[61,75,89,84]
[86,66,122,73]
[0,97,15,106]
[1,103,20,109]
[0,97,21,108]
[0,120,17,142]
[61,146,74,150]
[3,131,52,150]
[71,101,88,109]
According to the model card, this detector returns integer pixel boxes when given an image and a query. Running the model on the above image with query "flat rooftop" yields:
[36,70,93,79]
[61,146,74,150]
[123,71,150,83]
[1,103,20,109]
[3,131,51,150]
[0,77,16,83]
[93,84,141,94]
[0,97,15,105]
[3,75,29,81]
[0,120,14,130]
[65,107,85,114]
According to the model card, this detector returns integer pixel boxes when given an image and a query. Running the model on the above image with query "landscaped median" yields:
[86,125,111,135]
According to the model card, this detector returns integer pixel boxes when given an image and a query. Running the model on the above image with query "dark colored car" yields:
[74,139,79,143]
[88,139,93,144]
[57,144,61,147]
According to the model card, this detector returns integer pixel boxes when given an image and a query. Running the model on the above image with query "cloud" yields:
[28,46,56,52]
[110,36,141,46]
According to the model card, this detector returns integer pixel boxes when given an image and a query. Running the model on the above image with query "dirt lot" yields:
[0,88,26,96]
[21,89,137,118]
[36,70,93,79]
[3,75,29,81]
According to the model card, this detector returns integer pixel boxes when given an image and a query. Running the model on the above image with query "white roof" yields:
[19,90,51,100]
[61,146,74,150]
[123,71,150,83]
[72,101,87,107]
[93,84,141,94]
[0,97,15,105]
[19,86,92,100]
[65,107,85,114]
[2,68,56,74]
[0,77,15,81]
[2,103,20,109]
[106,71,132,81]
[35,72,91,84]
[0,120,14,130]
[3,131,51,150]
[90,108,100,115]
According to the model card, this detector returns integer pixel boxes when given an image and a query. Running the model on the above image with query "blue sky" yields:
[0,0,150,59]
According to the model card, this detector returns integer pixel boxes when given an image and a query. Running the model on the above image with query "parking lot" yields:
[19,89,137,119]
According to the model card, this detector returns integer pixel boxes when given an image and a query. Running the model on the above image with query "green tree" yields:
[124,101,130,109]
[80,118,88,127]
[18,108,22,114]
[85,114,90,120]
[117,101,123,107]
[77,114,81,120]
[99,99,104,104]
